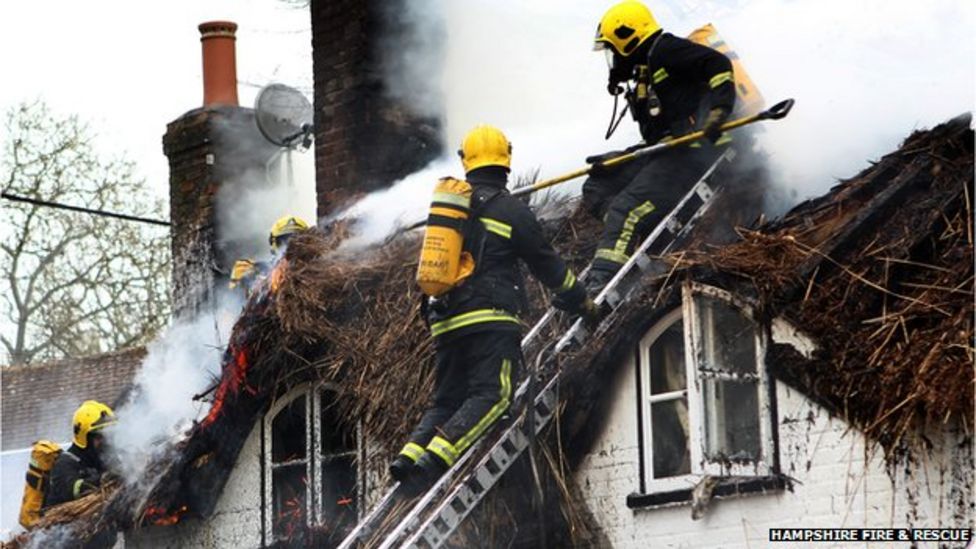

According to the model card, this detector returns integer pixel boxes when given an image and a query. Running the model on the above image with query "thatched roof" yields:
[11,114,972,548]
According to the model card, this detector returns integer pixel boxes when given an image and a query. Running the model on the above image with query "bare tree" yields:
[1,100,170,366]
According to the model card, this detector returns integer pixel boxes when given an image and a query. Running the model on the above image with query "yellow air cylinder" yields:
[688,24,765,118]
[19,440,62,528]
[417,177,476,297]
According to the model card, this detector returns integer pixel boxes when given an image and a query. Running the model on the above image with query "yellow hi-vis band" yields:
[595,248,630,264]
[72,478,86,499]
[455,358,512,455]
[431,191,471,208]
[557,270,576,293]
[612,200,656,260]
[399,442,425,463]
[653,67,669,84]
[480,217,512,239]
[430,309,521,337]
[709,71,733,88]
[427,436,459,467]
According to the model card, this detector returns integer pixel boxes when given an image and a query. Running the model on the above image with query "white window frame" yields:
[638,283,774,495]
[263,382,360,542]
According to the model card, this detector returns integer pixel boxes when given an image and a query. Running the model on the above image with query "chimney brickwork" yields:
[164,22,275,317]
[310,0,443,217]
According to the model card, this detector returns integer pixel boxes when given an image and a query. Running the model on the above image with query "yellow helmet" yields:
[268,216,310,252]
[72,401,116,449]
[594,1,662,57]
[457,125,512,173]
[229,259,256,289]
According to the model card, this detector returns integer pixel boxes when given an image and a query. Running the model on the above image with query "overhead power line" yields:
[2,192,171,227]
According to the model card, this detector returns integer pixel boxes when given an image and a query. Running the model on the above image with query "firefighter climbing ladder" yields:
[339,149,734,549]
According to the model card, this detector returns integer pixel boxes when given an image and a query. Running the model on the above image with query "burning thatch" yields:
[12,116,971,548]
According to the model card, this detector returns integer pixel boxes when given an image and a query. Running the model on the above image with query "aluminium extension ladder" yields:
[338,148,734,549]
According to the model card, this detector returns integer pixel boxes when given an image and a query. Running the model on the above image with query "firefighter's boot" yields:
[389,455,416,483]
[403,452,449,498]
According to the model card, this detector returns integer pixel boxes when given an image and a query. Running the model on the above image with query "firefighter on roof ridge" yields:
[228,215,310,296]
[584,0,736,292]
[392,125,598,495]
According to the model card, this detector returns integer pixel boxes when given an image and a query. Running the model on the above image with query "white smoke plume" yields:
[105,297,236,483]
[343,0,973,245]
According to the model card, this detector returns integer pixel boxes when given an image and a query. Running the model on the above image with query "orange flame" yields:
[200,347,251,429]
[145,505,188,526]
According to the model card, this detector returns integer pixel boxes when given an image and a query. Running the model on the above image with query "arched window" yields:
[264,384,358,545]
[637,284,774,494]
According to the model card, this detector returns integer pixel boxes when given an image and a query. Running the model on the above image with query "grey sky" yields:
[0,0,313,202]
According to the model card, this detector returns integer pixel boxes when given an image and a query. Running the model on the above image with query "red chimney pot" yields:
[198,21,239,107]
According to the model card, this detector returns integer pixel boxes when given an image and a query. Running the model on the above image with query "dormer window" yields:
[263,384,359,545]
[636,283,775,499]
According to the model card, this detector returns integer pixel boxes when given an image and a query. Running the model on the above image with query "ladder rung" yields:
[358,151,734,549]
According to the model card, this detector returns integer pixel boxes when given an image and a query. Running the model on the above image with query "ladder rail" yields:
[342,150,732,549]
[391,151,732,549]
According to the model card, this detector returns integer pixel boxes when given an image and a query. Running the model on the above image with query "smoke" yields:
[344,0,973,245]
[105,109,317,484]
[216,147,317,261]
[105,298,236,483]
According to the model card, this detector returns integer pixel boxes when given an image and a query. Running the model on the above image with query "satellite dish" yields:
[255,83,314,149]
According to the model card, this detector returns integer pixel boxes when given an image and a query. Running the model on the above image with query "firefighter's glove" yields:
[607,81,625,96]
[552,283,587,315]
[701,107,730,144]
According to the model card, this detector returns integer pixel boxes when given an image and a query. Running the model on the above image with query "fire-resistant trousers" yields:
[582,144,725,278]
[399,330,523,469]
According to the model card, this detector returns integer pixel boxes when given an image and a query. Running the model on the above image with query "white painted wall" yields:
[575,352,974,549]
[126,422,263,548]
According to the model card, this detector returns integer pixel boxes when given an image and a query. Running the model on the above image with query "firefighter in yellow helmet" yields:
[269,215,310,255]
[44,401,116,508]
[391,125,597,495]
[584,0,736,292]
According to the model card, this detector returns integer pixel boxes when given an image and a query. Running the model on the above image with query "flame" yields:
[269,259,288,293]
[145,505,188,526]
[200,347,252,429]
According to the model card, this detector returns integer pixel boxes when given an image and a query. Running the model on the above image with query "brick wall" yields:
[310,0,443,217]
[574,349,974,548]
[163,106,276,317]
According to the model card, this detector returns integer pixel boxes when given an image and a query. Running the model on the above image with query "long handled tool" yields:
[396,98,793,235]
[510,98,794,198]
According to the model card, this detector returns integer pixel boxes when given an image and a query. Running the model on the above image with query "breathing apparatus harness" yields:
[605,33,664,140]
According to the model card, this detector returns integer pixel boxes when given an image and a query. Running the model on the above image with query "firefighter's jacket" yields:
[44,444,103,508]
[426,169,583,343]
[616,31,736,144]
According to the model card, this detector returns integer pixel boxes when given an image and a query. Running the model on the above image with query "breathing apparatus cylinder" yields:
[417,177,476,297]
[687,24,765,117]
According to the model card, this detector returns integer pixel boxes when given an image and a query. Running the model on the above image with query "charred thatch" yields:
[672,113,974,454]
[15,116,971,548]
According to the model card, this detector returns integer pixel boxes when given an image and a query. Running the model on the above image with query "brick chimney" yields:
[163,21,276,317]
[310,0,444,217]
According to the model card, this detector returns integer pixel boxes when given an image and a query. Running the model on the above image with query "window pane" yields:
[272,395,307,463]
[698,296,756,375]
[703,379,761,462]
[320,454,358,541]
[272,463,308,542]
[320,391,356,453]
[649,319,686,394]
[651,398,690,478]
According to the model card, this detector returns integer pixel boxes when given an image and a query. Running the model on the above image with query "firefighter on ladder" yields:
[584,0,737,292]
[391,125,598,495]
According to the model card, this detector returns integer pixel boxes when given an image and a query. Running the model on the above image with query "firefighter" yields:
[44,401,116,508]
[228,258,267,296]
[392,125,597,494]
[269,215,310,256]
[228,216,308,295]
[583,0,736,291]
